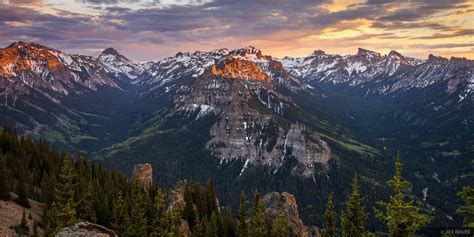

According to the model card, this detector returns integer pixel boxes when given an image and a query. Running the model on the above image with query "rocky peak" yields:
[132,163,153,191]
[263,192,311,237]
[232,45,263,57]
[99,47,130,62]
[357,48,381,58]
[427,54,449,64]
[311,50,326,57]
[388,50,402,58]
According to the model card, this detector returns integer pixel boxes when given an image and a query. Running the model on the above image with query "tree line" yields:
[0,126,472,236]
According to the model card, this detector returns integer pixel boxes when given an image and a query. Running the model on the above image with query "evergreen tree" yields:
[341,175,367,237]
[169,204,183,237]
[126,177,148,237]
[78,180,97,223]
[16,176,30,208]
[456,186,474,227]
[15,209,30,236]
[32,220,39,237]
[0,154,10,200]
[271,213,289,237]
[45,156,77,235]
[112,190,129,234]
[322,193,336,237]
[150,188,169,237]
[374,152,431,236]
[237,191,248,237]
[206,211,219,237]
[249,190,268,237]
[223,208,237,237]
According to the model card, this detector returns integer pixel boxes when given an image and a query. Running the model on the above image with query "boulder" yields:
[56,221,117,237]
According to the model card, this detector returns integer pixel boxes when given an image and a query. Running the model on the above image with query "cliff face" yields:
[167,47,331,176]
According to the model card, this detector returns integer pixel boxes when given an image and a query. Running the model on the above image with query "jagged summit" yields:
[357,48,381,58]
[100,48,121,57]
[427,54,449,64]
[311,49,326,56]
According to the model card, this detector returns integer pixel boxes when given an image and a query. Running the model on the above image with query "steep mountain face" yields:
[0,42,157,152]
[0,41,118,99]
[1,41,472,228]
[167,46,330,175]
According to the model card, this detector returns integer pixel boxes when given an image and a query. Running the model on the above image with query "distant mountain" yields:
[0,42,472,228]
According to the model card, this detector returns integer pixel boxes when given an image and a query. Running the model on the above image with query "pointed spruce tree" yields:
[271,212,289,237]
[112,190,129,235]
[150,188,169,237]
[323,192,336,237]
[46,156,77,235]
[15,209,30,235]
[16,176,30,208]
[126,177,148,237]
[237,191,248,237]
[341,175,367,237]
[78,180,97,223]
[249,190,268,237]
[0,154,10,200]
[456,186,474,228]
[374,151,431,236]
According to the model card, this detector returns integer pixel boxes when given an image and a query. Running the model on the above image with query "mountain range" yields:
[0,41,472,228]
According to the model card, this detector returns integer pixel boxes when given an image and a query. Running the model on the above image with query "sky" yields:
[0,0,473,61]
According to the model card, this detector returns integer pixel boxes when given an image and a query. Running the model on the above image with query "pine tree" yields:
[206,211,219,237]
[374,152,431,236]
[237,191,248,237]
[32,220,39,237]
[0,154,10,200]
[126,177,148,237]
[150,188,169,237]
[249,190,268,237]
[45,156,77,235]
[456,186,474,227]
[78,180,97,223]
[341,175,366,237]
[169,204,183,237]
[16,209,30,236]
[112,190,129,234]
[271,213,289,237]
[16,176,30,208]
[223,208,237,237]
[322,192,336,237]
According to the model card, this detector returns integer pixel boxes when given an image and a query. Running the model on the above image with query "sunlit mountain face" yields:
[0,0,473,234]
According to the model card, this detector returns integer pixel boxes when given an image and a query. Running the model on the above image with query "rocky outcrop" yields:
[132,163,153,191]
[0,195,45,237]
[56,222,117,237]
[263,192,311,237]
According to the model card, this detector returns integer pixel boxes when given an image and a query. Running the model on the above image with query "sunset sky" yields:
[1,0,473,61]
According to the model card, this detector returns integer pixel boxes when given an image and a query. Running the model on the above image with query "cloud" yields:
[0,0,472,60]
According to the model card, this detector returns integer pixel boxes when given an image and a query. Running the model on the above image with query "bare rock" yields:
[56,221,117,237]
[132,163,153,191]
[263,192,309,237]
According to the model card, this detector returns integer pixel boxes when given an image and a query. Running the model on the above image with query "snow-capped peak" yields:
[98,48,143,79]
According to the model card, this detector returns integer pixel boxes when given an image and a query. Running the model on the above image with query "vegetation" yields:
[457,186,474,227]
[341,175,366,237]
[1,126,470,237]
[374,152,431,236]
[322,192,337,237]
